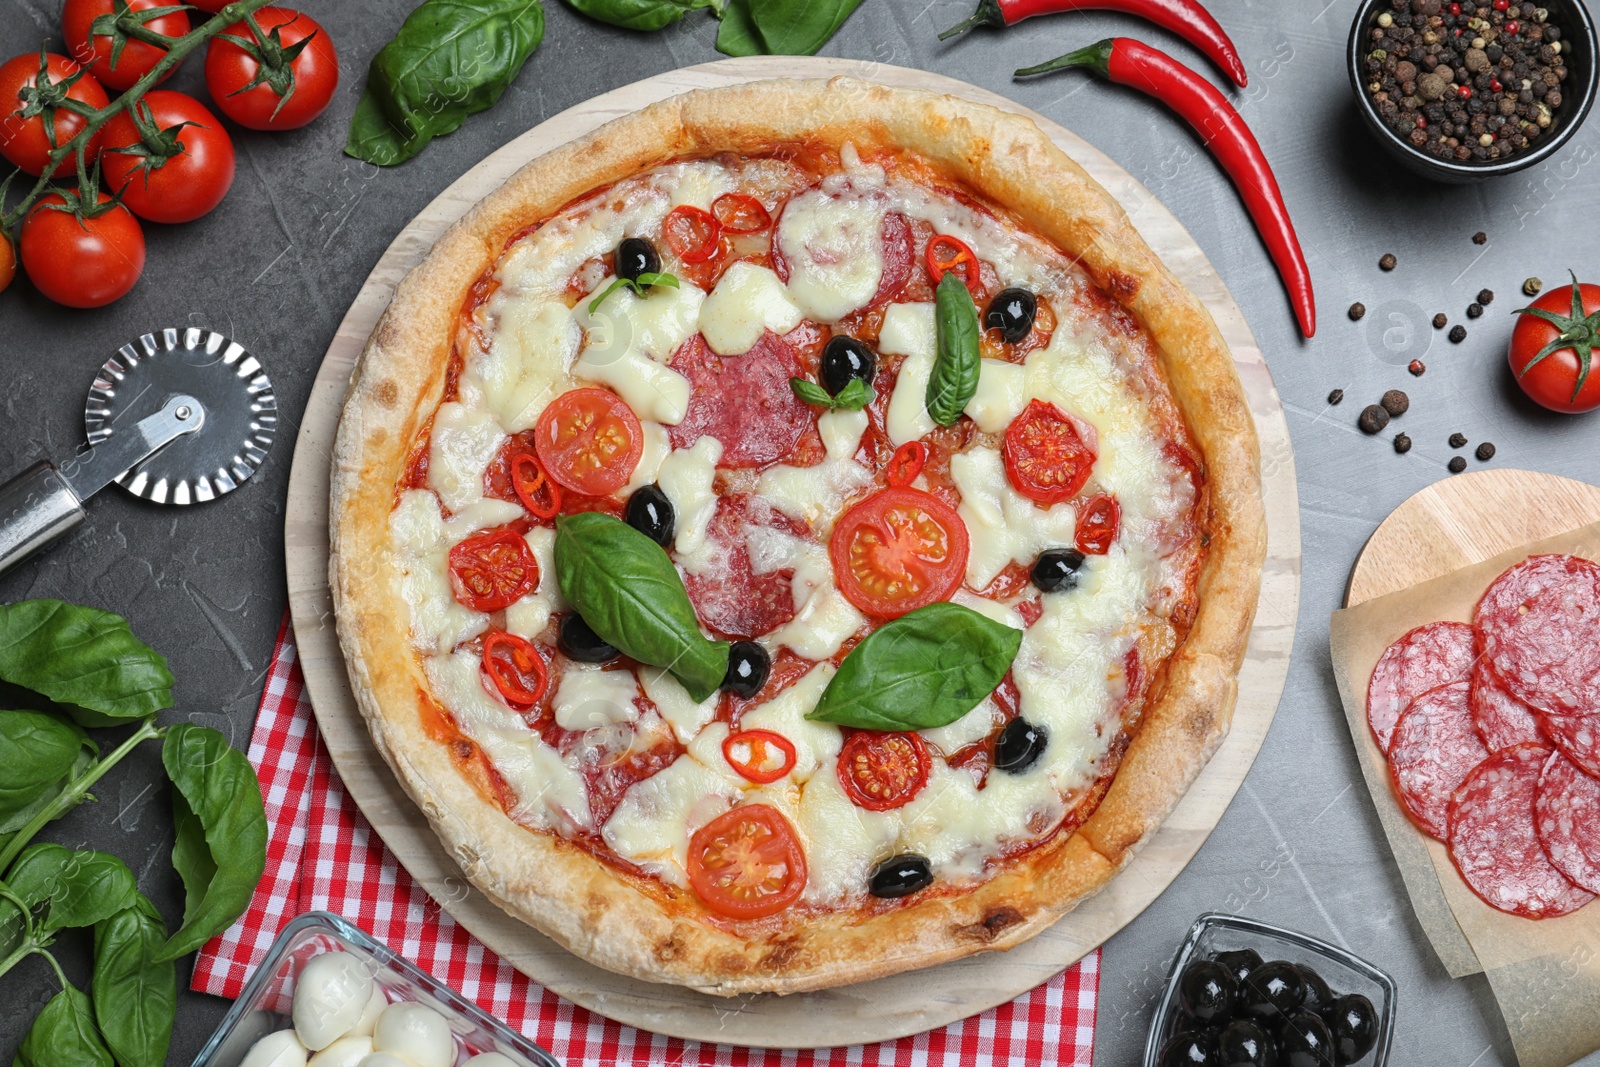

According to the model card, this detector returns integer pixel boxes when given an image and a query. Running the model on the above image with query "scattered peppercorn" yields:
[1477,288,1495,305]
[1473,231,1488,245]
[1449,325,1468,343]
[1476,442,1497,460]
[1379,253,1398,271]
[1449,456,1468,473]
[1524,277,1544,297]
[1433,313,1449,329]
[1328,388,1345,405]
[1395,433,1413,454]
[1409,359,1427,376]
[1467,302,1484,318]
[1349,302,1367,321]
[1449,432,1468,448]
[1359,404,1391,434]
[1382,389,1410,416]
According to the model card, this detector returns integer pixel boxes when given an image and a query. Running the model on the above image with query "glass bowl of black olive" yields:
[1144,913,1396,1067]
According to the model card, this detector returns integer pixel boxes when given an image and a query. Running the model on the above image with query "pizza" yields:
[330,78,1265,993]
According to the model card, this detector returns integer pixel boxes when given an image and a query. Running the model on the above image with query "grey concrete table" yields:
[2,0,1597,1062]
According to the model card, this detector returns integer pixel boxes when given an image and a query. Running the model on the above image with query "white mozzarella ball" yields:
[308,1036,374,1067]
[354,1056,411,1067]
[463,1055,521,1067]
[348,986,388,1038]
[293,953,377,1051]
[240,1030,309,1067]
[372,1002,455,1067]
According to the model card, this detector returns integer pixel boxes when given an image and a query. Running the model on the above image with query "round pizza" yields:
[331,78,1265,994]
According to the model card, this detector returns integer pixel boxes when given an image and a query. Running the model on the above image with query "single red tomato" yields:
[1508,273,1600,413]
[534,388,643,496]
[837,731,930,811]
[1003,398,1098,505]
[100,91,235,224]
[0,237,14,294]
[829,487,969,619]
[204,7,338,131]
[62,0,189,92]
[1074,493,1121,555]
[662,205,722,264]
[480,631,548,710]
[448,527,538,612]
[721,730,798,785]
[686,804,807,919]
[0,53,109,177]
[20,193,144,308]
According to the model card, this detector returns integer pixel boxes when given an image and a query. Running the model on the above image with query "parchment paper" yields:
[1329,520,1600,1067]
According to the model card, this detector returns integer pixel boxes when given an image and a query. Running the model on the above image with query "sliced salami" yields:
[668,332,811,469]
[1536,751,1600,894]
[1469,657,1546,752]
[1388,681,1489,840]
[1475,554,1600,716]
[1537,709,1600,778]
[1447,743,1595,918]
[869,211,915,307]
[1366,621,1476,753]
[683,495,804,640]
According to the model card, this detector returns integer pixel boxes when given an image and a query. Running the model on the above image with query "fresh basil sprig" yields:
[0,600,174,727]
[12,984,112,1067]
[3,845,139,935]
[751,0,865,54]
[806,603,1022,731]
[92,893,175,1067]
[587,271,680,314]
[564,0,720,31]
[928,272,981,427]
[715,0,764,55]
[0,711,94,827]
[346,0,546,167]
[789,376,873,411]
[556,513,730,701]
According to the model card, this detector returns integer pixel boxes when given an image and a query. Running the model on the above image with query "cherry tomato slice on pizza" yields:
[1003,399,1097,505]
[710,192,771,234]
[1074,494,1121,555]
[481,631,548,710]
[830,487,969,618]
[885,441,928,488]
[533,388,643,497]
[448,528,539,612]
[686,804,807,919]
[662,204,722,264]
[925,234,980,290]
[722,729,798,785]
[838,731,930,812]
[510,452,562,519]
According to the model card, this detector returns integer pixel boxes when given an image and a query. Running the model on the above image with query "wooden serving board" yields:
[283,57,1301,1047]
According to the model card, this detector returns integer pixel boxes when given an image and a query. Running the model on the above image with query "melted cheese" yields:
[795,765,898,906]
[754,530,864,660]
[552,665,640,731]
[571,277,702,425]
[656,436,723,574]
[504,527,560,639]
[734,663,841,783]
[965,358,1028,434]
[427,403,506,513]
[390,491,488,655]
[755,408,870,535]
[601,754,740,883]
[624,421,672,492]
[878,303,937,446]
[919,697,1002,756]
[698,262,803,356]
[471,299,579,433]
[638,665,718,744]
[775,187,887,322]
[950,447,1078,589]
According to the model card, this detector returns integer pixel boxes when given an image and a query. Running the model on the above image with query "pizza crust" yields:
[330,77,1265,994]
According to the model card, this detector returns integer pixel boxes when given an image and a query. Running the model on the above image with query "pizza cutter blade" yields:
[0,328,276,577]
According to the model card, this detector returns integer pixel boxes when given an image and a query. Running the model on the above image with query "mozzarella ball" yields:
[293,953,377,1051]
[308,1036,373,1067]
[348,986,388,1038]
[240,1030,309,1067]
[463,1055,521,1067]
[372,1003,455,1067]
[355,1056,411,1067]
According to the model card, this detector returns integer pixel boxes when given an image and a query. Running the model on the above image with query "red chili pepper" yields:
[1017,38,1315,338]
[925,234,981,290]
[886,441,929,487]
[941,0,1247,89]
[722,729,798,784]
[511,452,562,519]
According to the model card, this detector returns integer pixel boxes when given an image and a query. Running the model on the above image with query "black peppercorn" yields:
[1477,288,1495,305]
[1449,456,1468,473]
[1476,442,1497,461]
[1449,325,1468,343]
[1381,389,1410,416]
[1349,302,1367,321]
[1328,389,1345,405]
[1433,313,1449,329]
[1449,432,1468,448]
[1467,302,1484,318]
[1379,253,1398,270]
[1472,231,1488,244]
[1395,433,1413,454]
[1359,405,1391,434]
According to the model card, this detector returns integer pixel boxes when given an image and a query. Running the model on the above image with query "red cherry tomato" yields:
[186,0,231,10]
[1003,399,1097,505]
[20,193,145,308]
[686,804,807,919]
[0,237,14,294]
[721,730,798,785]
[837,731,930,812]
[448,527,539,612]
[204,7,338,131]
[711,192,771,234]
[1074,494,1121,555]
[884,441,928,488]
[62,0,189,92]
[1508,273,1600,413]
[925,234,980,290]
[480,631,548,710]
[100,91,235,224]
[533,388,643,497]
[510,452,562,519]
[662,205,722,264]
[0,53,109,177]
[829,487,969,619]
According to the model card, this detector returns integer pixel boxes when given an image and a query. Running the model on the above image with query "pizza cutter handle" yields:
[0,461,87,578]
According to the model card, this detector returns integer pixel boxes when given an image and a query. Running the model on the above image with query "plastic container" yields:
[191,911,560,1067]
[1143,913,1397,1066]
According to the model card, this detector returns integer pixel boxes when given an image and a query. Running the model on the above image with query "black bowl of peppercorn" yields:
[1348,0,1597,183]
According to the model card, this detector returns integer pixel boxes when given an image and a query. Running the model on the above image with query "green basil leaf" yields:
[93,893,175,1067]
[555,513,730,701]
[0,600,173,726]
[789,376,873,411]
[4,844,138,933]
[715,0,766,56]
[587,271,680,314]
[564,0,719,31]
[750,0,863,55]
[0,710,93,826]
[0,742,94,854]
[14,983,113,1067]
[807,603,1022,731]
[348,0,546,167]
[156,724,267,961]
[928,272,981,427]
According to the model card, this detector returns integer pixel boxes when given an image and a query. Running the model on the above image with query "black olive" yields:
[1238,961,1305,1023]
[984,287,1038,344]
[1032,548,1085,593]
[820,335,877,396]
[868,854,932,898]
[1295,966,1333,1016]
[1216,1019,1278,1067]
[615,236,660,282]
[1160,1029,1218,1067]
[1178,960,1238,1026]
[994,718,1048,774]
[625,484,676,546]
[1324,994,1378,1065]
[722,641,770,698]
[1273,1011,1333,1067]
[1213,948,1264,987]
[558,614,619,663]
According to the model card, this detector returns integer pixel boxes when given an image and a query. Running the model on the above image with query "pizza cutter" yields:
[0,328,276,576]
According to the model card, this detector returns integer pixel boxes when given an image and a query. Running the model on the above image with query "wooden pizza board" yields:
[283,57,1301,1047]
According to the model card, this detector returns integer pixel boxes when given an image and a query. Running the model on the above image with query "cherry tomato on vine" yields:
[185,0,233,11]
[1509,272,1600,414]
[62,0,190,92]
[20,193,145,308]
[101,91,235,224]
[0,238,14,295]
[0,53,109,177]
[204,7,338,131]
[686,804,807,919]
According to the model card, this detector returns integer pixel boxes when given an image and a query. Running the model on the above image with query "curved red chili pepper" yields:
[1017,38,1315,338]
[941,0,1247,89]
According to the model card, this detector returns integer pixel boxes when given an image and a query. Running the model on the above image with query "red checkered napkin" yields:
[194,616,1100,1065]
